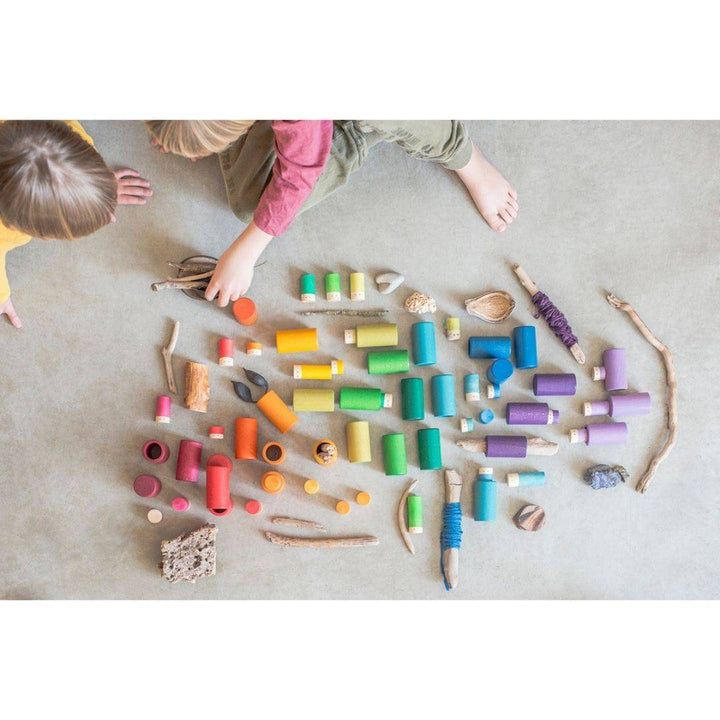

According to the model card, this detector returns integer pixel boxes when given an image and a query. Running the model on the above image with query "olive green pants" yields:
[219,120,472,225]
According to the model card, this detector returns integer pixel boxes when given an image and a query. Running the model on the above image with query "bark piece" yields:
[185,361,209,413]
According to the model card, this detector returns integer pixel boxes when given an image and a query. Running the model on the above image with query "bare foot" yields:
[455,143,518,232]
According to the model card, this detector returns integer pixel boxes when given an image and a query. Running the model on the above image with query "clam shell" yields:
[464,290,516,323]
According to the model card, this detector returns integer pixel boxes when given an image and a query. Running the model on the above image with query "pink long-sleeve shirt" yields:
[253,120,334,237]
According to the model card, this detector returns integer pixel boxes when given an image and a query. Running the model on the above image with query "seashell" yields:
[583,464,628,490]
[513,504,546,532]
[464,290,516,323]
[375,271,405,295]
[404,291,436,314]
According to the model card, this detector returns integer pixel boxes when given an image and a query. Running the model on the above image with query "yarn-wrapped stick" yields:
[512,263,585,364]
[441,470,463,591]
[606,292,677,494]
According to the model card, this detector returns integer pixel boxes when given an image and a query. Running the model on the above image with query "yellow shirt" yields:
[0,120,94,304]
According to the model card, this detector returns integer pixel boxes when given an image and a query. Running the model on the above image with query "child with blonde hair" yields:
[146,120,518,305]
[0,120,152,328]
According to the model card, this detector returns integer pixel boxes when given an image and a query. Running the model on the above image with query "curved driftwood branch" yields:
[161,321,180,394]
[265,532,378,548]
[271,517,327,532]
[397,480,419,555]
[606,292,677,494]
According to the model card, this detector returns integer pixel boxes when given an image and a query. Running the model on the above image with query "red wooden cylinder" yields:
[206,454,233,516]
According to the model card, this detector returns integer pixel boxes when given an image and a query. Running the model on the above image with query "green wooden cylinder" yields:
[401,377,424,421]
[367,349,410,375]
[382,433,407,476]
[417,428,442,470]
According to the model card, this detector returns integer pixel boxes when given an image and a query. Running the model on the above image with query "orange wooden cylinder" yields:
[234,417,258,459]
[261,471,286,494]
[275,327,319,354]
[232,297,258,326]
[262,441,286,465]
[206,454,233,516]
[256,391,298,434]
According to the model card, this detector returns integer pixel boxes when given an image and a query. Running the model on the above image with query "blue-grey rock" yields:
[584,464,629,490]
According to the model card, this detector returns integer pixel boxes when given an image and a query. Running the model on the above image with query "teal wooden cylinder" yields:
[431,374,456,418]
[411,322,437,366]
[473,467,496,521]
[468,336,511,359]
[367,349,410,375]
[382,433,407,476]
[401,378,424,421]
[506,471,546,488]
[299,273,315,301]
[417,428,442,470]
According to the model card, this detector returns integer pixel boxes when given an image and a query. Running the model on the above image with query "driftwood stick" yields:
[165,270,214,283]
[271,517,327,533]
[297,309,388,317]
[606,292,677,494]
[264,532,378,548]
[397,480,419,555]
[167,261,217,273]
[161,321,180,395]
[456,436,559,456]
[442,470,463,591]
[152,280,208,292]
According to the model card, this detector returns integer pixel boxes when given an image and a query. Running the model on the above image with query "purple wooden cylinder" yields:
[593,348,627,391]
[506,402,559,425]
[533,373,576,396]
[485,435,528,458]
[570,422,628,446]
[583,392,651,418]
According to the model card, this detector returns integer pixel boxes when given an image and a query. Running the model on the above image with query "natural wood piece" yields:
[443,469,463,590]
[298,309,388,317]
[161,320,180,394]
[271,517,327,533]
[397,480,419,555]
[465,290,516,323]
[514,504,546,531]
[456,436,559,456]
[606,292,677,494]
[264,532,378,548]
[512,263,586,365]
[152,280,209,292]
[184,361,209,413]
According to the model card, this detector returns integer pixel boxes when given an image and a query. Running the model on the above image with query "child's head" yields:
[0,121,117,240]
[144,120,254,159]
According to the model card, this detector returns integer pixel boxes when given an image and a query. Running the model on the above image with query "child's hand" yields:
[114,169,153,205]
[0,297,22,328]
[205,222,273,306]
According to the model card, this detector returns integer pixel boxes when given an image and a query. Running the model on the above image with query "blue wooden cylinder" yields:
[487,358,514,398]
[431,374,456,417]
[513,326,538,369]
[464,373,481,401]
[467,336,511,359]
[473,468,496,521]
[411,322,436,366]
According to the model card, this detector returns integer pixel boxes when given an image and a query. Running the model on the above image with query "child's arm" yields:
[0,249,21,328]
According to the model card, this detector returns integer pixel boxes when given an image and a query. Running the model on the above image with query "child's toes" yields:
[508,197,519,212]
[491,215,507,232]
[499,208,513,225]
[508,186,518,200]
[505,203,517,219]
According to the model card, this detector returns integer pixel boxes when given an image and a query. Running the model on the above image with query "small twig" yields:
[161,321,180,394]
[167,261,217,273]
[265,532,378,548]
[397,480,419,555]
[165,270,214,282]
[152,280,208,292]
[298,309,388,317]
[271,517,327,532]
[606,292,677,494]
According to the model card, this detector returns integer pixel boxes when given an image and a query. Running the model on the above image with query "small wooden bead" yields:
[513,504,545,532]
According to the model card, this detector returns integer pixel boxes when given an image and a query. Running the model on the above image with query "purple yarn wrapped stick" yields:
[531,292,578,349]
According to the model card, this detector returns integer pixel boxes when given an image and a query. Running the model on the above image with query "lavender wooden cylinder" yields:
[569,422,628,446]
[583,392,651,418]
[533,373,577,397]
[592,348,627,391]
[485,435,528,458]
[506,402,559,425]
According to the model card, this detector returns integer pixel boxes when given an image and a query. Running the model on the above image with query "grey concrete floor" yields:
[1,121,718,600]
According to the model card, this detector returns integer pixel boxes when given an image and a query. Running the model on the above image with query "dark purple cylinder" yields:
[506,402,558,425]
[533,373,576,397]
[485,435,528,458]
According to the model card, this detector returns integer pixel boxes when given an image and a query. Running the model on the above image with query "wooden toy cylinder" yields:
[507,471,546,488]
[218,338,234,366]
[367,349,410,375]
[256,391,298,433]
[234,417,258,459]
[346,421,372,463]
[339,387,391,411]
[473,468,496,521]
[313,439,338,466]
[299,273,316,302]
[487,358,514,398]
[276,327,319,354]
[569,422,628,446]
[485,435,527,458]
[206,454,233,516]
[184,361,209,413]
[583,392,651,418]
[134,474,161,498]
[506,402,559,425]
[350,272,365,301]
[262,441,286,465]
[460,418,475,432]
[467,336,511,359]
[232,297,258,325]
[261,471,286,494]
[155,395,171,423]
[293,388,335,412]
[431,374,456,417]
[513,325,538,369]
[533,373,577,396]
[176,439,203,482]
[407,494,423,533]
[417,428,442,469]
[381,433,407,476]
[464,373,481,402]
[143,439,170,464]
[325,272,341,301]
[401,378,424,420]
[444,317,461,341]
[592,348,627,391]
[293,362,343,380]
[345,323,398,348]
[411,321,437,366]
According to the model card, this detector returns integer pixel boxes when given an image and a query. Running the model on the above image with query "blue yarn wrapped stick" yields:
[441,469,464,591]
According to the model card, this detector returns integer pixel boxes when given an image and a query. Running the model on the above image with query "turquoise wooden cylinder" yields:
[513,325,538,369]
[468,336,511,359]
[431,374,456,418]
[507,471,546,488]
[473,468,496,521]
[411,321,436,366]
[487,358,514,398]
[401,377,424,421]
[464,373,481,401]
[417,428,442,470]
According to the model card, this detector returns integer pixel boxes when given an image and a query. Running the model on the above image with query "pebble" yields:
[375,271,405,295]
[513,504,545,532]
[584,464,628,490]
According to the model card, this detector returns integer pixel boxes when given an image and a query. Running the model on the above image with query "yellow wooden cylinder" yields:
[293,388,335,412]
[343,323,398,348]
[276,327,319,354]
[346,421,372,463]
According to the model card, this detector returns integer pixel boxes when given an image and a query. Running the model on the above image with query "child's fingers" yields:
[230,291,242,302]
[205,282,219,302]
[2,304,22,328]
[114,168,141,178]
[217,288,231,307]
[119,183,153,197]
[121,177,151,188]
[117,195,147,205]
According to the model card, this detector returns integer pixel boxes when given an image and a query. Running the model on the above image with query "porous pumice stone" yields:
[375,271,404,295]
[160,523,217,584]
[584,464,628,489]
[404,291,437,314]
[513,504,546,532]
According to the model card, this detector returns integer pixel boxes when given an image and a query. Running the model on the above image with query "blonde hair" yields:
[0,120,117,240]
[145,120,254,158]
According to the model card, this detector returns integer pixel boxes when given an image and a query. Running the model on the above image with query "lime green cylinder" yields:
[382,433,407,476]
[367,349,409,375]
